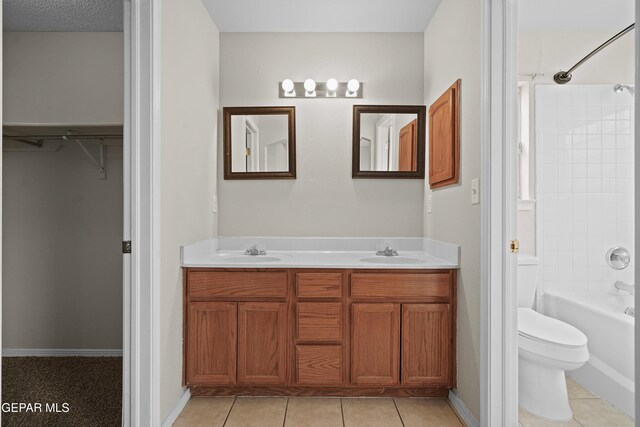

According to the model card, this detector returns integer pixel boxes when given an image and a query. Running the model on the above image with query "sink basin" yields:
[222,256,282,263]
[360,256,425,264]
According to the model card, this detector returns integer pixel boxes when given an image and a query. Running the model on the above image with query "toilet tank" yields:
[518,254,539,308]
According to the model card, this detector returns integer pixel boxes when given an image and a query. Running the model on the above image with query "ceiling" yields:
[519,0,635,32]
[4,0,123,32]
[201,0,442,32]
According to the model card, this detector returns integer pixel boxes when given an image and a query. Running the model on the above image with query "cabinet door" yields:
[350,303,400,385]
[238,302,287,384]
[187,302,237,385]
[402,304,451,386]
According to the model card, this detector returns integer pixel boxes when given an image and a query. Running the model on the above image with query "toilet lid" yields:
[518,308,587,347]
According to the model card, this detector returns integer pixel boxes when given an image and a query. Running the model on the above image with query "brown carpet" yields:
[2,357,122,427]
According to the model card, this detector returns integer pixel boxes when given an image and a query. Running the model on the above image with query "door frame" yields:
[123,0,161,425]
[484,0,640,425]
[480,0,519,425]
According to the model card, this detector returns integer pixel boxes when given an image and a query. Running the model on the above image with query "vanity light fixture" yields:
[346,79,360,97]
[326,78,338,97]
[278,79,364,98]
[304,79,317,97]
[281,79,295,97]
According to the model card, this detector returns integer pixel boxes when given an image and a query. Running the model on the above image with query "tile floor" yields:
[518,378,634,427]
[173,396,464,427]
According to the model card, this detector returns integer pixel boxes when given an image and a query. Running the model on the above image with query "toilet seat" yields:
[518,308,589,367]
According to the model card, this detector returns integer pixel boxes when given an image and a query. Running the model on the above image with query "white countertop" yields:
[182,237,459,269]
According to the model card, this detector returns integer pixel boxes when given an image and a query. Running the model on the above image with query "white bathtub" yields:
[543,291,635,418]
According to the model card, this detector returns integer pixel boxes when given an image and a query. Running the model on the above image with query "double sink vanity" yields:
[182,237,459,397]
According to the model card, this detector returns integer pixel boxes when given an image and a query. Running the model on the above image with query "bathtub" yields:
[543,291,635,418]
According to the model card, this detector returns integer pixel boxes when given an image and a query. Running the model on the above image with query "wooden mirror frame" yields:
[223,106,297,180]
[352,105,426,179]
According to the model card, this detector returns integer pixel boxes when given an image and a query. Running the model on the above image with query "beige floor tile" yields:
[518,408,581,427]
[566,378,597,399]
[394,398,462,427]
[173,397,235,427]
[342,398,403,427]
[224,397,288,427]
[284,397,343,427]
[570,399,634,427]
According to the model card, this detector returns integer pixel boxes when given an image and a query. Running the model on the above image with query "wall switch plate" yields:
[426,193,433,214]
[212,195,218,213]
[471,178,480,204]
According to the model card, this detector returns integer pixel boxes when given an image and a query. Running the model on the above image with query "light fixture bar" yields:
[278,81,363,98]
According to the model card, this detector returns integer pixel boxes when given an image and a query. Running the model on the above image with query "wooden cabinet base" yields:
[190,385,449,398]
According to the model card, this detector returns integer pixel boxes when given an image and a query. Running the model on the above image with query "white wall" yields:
[518,31,635,255]
[160,0,220,420]
[2,32,124,350]
[423,0,481,420]
[218,33,424,237]
[535,85,634,298]
[3,32,124,125]
[3,144,123,349]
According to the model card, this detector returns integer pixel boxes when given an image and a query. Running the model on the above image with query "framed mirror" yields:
[223,106,296,179]
[352,105,426,178]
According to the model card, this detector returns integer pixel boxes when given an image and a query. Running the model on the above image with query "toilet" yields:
[517,255,589,421]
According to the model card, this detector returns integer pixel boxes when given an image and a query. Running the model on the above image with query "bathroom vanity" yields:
[182,238,459,397]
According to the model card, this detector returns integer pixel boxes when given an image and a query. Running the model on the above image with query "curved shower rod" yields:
[554,23,635,84]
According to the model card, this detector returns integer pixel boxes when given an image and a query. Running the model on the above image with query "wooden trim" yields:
[190,385,449,397]
[182,269,188,387]
[223,106,296,180]
[352,105,427,179]
[429,80,461,189]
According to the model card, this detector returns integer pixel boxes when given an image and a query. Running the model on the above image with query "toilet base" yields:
[519,357,573,421]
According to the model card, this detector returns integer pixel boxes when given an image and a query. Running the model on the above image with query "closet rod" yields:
[3,134,123,140]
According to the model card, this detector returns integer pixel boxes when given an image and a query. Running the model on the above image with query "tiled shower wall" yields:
[536,85,635,295]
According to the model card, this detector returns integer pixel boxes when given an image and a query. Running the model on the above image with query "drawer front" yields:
[351,272,451,301]
[296,273,343,298]
[188,271,288,299]
[297,303,342,342]
[296,345,343,385]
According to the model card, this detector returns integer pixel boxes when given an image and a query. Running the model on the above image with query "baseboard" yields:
[2,348,123,357]
[448,390,480,427]
[162,388,191,427]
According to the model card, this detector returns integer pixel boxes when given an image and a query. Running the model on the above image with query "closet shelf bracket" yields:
[63,136,106,180]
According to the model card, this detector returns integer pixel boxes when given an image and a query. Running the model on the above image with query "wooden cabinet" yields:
[351,303,400,385]
[186,302,236,385]
[184,267,456,396]
[402,304,451,385]
[238,302,287,384]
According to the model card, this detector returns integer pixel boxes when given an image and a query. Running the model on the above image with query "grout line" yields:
[392,398,406,427]
[282,397,289,427]
[340,398,346,427]
[222,396,237,427]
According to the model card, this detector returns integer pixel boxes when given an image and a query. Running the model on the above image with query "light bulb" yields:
[347,79,360,93]
[304,79,316,92]
[281,79,294,93]
[326,78,338,92]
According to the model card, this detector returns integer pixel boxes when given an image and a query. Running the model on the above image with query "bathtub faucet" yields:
[614,281,635,295]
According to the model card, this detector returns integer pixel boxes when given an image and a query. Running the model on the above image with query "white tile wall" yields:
[536,85,635,296]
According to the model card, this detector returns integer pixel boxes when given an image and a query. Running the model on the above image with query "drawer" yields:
[296,273,343,298]
[188,271,288,299]
[351,272,451,302]
[297,303,342,342]
[296,345,343,385]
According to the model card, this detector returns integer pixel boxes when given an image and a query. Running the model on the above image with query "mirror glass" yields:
[231,115,289,172]
[224,107,296,179]
[352,106,426,178]
[359,113,419,172]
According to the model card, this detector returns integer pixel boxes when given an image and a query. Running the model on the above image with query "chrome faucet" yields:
[244,244,266,256]
[614,280,635,295]
[376,245,399,257]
